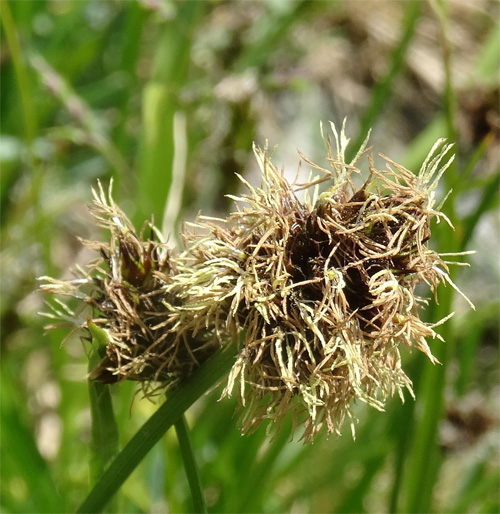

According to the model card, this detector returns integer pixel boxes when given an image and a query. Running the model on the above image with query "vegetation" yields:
[1,1,498,513]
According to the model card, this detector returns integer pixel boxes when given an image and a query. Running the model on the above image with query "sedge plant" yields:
[39,122,474,511]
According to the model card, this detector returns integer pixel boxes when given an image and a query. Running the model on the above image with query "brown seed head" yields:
[39,123,473,440]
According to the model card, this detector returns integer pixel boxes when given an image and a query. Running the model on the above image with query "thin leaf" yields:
[87,322,120,486]
[174,415,207,514]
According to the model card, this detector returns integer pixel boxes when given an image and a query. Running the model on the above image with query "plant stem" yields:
[174,415,207,514]
[76,346,237,514]
[87,323,120,487]
[401,4,460,511]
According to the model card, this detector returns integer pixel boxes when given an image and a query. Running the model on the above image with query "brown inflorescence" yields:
[40,185,219,394]
[40,122,473,440]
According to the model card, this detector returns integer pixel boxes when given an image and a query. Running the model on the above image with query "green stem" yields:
[174,415,207,514]
[88,380,120,484]
[87,323,120,488]
[402,4,460,511]
[76,346,237,514]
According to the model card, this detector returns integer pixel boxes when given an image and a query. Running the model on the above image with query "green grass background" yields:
[1,1,499,513]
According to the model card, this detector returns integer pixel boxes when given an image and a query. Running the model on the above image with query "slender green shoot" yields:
[87,322,120,486]
[174,415,207,514]
[77,345,237,514]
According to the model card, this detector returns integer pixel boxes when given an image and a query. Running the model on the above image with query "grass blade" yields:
[461,170,500,251]
[76,345,237,514]
[136,1,205,223]
[87,322,120,487]
[174,415,207,514]
[0,0,37,144]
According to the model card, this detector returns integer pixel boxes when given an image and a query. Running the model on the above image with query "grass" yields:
[1,1,498,513]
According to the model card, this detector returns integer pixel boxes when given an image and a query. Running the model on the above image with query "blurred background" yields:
[1,1,499,512]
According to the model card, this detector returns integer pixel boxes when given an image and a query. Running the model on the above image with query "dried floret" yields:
[178,123,473,440]
[40,183,218,395]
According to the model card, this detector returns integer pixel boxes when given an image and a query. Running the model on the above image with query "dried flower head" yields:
[40,184,219,395]
[40,122,473,441]
[176,122,473,440]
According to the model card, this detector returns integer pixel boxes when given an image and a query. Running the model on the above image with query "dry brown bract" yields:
[40,122,473,441]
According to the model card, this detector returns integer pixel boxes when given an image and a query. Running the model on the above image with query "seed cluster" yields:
[40,123,472,440]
